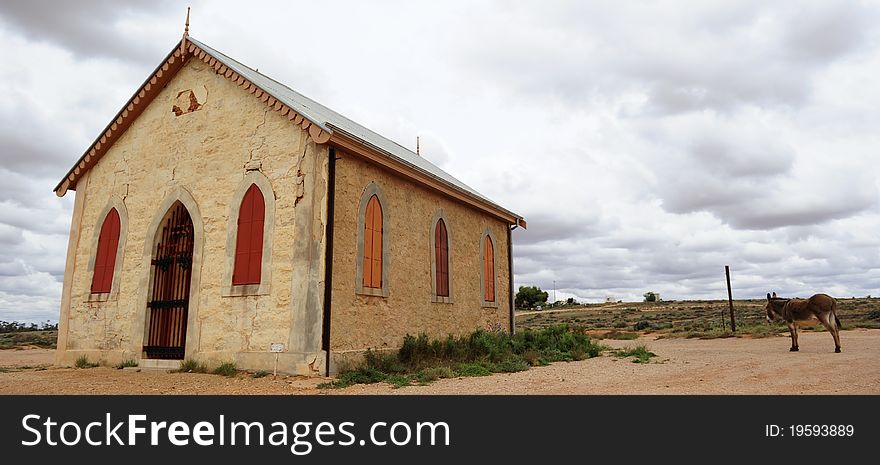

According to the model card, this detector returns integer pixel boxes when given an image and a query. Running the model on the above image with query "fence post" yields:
[725,265,736,332]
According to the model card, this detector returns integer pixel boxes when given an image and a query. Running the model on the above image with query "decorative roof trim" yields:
[54,39,329,197]
[55,44,187,196]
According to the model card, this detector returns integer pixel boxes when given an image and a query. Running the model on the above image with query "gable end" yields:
[54,39,330,197]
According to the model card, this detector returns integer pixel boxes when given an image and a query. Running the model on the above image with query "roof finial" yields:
[184,6,190,38]
[180,7,190,55]
[416,136,420,155]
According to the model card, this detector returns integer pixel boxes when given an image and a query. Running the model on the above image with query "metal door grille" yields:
[144,203,193,359]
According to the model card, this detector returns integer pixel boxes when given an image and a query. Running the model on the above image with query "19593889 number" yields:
[789,425,854,437]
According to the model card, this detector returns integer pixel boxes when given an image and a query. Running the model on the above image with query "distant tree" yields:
[516,286,549,309]
[643,292,660,302]
[0,320,57,333]
[565,297,577,306]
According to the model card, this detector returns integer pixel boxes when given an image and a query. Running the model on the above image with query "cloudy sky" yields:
[1,0,879,322]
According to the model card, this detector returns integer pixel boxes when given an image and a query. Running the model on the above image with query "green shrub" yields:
[320,367,389,388]
[522,349,541,366]
[414,370,439,384]
[399,333,433,367]
[415,366,456,383]
[350,367,388,384]
[323,325,602,388]
[385,374,412,388]
[212,362,238,377]
[497,357,530,373]
[434,365,457,379]
[74,355,99,369]
[456,362,492,377]
[363,349,406,374]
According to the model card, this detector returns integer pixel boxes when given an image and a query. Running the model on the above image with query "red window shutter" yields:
[91,208,120,293]
[484,235,495,302]
[435,219,449,297]
[363,195,383,289]
[233,184,265,285]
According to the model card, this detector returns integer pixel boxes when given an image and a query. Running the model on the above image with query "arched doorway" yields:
[144,202,194,359]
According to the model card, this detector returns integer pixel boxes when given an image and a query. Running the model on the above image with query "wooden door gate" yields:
[144,203,194,359]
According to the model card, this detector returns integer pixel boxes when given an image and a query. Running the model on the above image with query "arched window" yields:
[232,184,265,285]
[356,183,389,297]
[483,234,495,302]
[430,210,453,303]
[363,194,383,289]
[91,208,121,293]
[435,219,449,297]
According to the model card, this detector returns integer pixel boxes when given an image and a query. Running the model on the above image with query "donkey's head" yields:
[765,292,785,322]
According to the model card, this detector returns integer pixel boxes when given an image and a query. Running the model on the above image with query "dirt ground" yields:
[1,329,878,395]
[0,348,55,368]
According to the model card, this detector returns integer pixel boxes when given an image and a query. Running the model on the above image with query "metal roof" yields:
[187,37,519,220]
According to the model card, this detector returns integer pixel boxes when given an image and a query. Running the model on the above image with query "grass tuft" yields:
[178,358,208,373]
[212,361,238,377]
[116,359,138,369]
[613,345,657,364]
[74,355,99,369]
[413,366,456,384]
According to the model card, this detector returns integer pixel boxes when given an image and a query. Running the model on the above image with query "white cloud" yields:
[1,1,878,322]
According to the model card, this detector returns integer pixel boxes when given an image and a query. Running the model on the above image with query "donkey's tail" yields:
[832,299,842,329]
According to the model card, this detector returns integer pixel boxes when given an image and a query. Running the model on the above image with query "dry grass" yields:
[517,297,880,339]
[0,330,58,350]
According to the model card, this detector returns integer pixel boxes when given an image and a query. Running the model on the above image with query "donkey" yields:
[765,292,841,353]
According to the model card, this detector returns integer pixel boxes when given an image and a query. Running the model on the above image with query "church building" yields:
[53,28,525,375]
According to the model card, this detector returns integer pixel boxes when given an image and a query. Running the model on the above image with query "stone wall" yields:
[55,57,329,374]
[329,151,511,358]
[55,53,514,376]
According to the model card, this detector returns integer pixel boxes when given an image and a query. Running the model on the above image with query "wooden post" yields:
[725,265,736,332]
